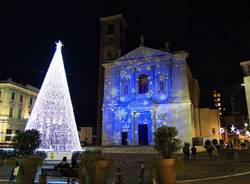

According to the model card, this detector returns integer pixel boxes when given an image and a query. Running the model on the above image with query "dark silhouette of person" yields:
[139,163,144,184]
[116,167,123,184]
[9,161,20,183]
[183,143,190,160]
[55,157,70,183]
[191,145,197,159]
[70,157,78,183]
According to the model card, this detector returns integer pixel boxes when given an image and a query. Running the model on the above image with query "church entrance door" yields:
[138,124,148,145]
[121,132,128,145]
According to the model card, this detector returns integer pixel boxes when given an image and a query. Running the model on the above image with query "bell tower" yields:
[96,14,127,144]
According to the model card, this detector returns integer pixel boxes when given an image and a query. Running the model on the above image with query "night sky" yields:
[0,1,250,125]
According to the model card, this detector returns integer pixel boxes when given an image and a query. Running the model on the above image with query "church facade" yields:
[102,46,200,145]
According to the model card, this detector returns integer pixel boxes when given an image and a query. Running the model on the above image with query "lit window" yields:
[217,93,221,97]
[217,98,220,102]
[213,94,217,97]
[138,74,149,94]
[11,92,15,100]
[218,107,221,110]
[217,103,221,107]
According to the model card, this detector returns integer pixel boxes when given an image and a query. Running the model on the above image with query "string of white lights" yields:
[25,41,82,152]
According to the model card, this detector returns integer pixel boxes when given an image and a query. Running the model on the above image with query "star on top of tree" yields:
[56,40,64,50]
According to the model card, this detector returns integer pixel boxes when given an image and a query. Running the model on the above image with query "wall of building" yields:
[78,127,93,145]
[0,82,37,143]
[199,108,221,140]
[244,76,250,117]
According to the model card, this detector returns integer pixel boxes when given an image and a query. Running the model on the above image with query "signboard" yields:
[46,152,72,160]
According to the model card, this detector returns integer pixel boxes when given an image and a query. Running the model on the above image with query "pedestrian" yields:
[191,145,197,159]
[139,163,144,184]
[183,143,187,160]
[116,167,123,184]
[9,161,20,184]
[211,144,218,160]
[71,157,78,184]
[183,143,190,160]
[208,145,213,160]
[55,157,70,183]
[186,143,190,160]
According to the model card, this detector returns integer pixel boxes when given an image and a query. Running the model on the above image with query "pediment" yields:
[116,46,171,62]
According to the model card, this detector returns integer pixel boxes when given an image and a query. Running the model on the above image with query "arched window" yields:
[138,74,148,94]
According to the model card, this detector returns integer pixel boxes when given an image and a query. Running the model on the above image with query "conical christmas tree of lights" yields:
[25,41,81,152]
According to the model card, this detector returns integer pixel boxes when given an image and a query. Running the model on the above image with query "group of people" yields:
[183,142,219,161]
[183,142,197,160]
[207,144,218,160]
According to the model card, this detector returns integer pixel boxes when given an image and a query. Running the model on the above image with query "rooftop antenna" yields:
[165,41,170,52]
[140,35,144,46]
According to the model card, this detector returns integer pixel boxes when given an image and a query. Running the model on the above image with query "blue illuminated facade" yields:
[102,47,199,145]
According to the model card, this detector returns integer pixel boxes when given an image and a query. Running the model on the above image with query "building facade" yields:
[102,47,200,145]
[241,61,250,118]
[199,108,221,140]
[78,127,93,145]
[0,79,38,143]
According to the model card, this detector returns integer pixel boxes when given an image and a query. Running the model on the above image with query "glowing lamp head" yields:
[219,128,225,134]
[246,131,250,137]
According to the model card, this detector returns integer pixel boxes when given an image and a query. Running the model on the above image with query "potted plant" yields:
[78,150,112,184]
[154,126,181,184]
[12,129,43,184]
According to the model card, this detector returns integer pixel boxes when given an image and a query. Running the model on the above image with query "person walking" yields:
[116,167,123,184]
[211,144,218,160]
[183,143,190,160]
[186,143,190,160]
[208,145,213,160]
[183,143,187,160]
[139,163,144,184]
[191,145,197,159]
[9,161,20,184]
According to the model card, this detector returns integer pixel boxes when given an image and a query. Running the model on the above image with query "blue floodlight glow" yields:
[25,41,81,152]
[102,47,194,145]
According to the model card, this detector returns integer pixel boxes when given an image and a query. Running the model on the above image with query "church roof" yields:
[116,46,171,62]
